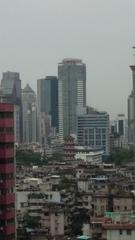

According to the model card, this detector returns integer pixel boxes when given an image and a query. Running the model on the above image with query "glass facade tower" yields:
[58,58,86,141]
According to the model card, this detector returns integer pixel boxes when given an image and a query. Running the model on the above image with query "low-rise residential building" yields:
[16,156,135,239]
[40,203,64,237]
[102,212,135,240]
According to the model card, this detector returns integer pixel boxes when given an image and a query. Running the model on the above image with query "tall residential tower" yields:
[0,103,16,239]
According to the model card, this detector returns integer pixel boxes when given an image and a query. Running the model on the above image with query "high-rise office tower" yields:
[77,109,110,156]
[116,114,127,137]
[130,65,135,157]
[1,71,21,105]
[130,65,135,159]
[37,76,58,145]
[22,84,37,143]
[0,103,16,240]
[58,58,86,141]
[1,71,22,143]
[112,114,128,149]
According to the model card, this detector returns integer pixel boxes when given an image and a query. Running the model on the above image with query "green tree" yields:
[108,148,133,165]
[16,149,47,165]
[58,177,73,190]
[71,210,89,235]
[24,214,40,229]
[48,152,64,162]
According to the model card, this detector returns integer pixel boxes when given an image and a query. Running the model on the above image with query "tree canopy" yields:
[108,148,134,165]
[16,149,46,165]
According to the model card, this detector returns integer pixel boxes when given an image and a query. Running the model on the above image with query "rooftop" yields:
[23,84,34,93]
[77,235,91,240]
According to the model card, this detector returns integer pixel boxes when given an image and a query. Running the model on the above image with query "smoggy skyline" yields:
[0,0,135,118]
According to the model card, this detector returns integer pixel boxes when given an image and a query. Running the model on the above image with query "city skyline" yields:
[0,0,135,117]
[0,62,131,120]
[0,1,135,239]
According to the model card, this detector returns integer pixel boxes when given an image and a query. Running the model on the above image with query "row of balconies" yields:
[0,209,15,220]
[0,104,14,112]
[0,179,15,188]
[0,119,14,128]
[0,193,15,204]
[0,134,14,143]
[0,149,14,158]
[0,224,15,235]
[0,163,15,173]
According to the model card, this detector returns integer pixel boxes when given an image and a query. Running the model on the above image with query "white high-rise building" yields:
[58,58,86,141]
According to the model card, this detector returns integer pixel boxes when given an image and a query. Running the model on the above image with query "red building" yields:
[0,103,16,240]
[64,135,75,161]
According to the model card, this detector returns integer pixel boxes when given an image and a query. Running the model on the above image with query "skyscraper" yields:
[58,58,86,141]
[37,76,58,145]
[1,71,22,143]
[1,71,21,105]
[130,65,135,156]
[22,84,37,143]
[128,91,134,147]
[116,114,127,137]
[0,103,16,240]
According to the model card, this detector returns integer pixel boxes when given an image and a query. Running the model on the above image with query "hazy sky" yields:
[0,0,135,118]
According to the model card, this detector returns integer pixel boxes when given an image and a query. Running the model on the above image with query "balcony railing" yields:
[0,149,14,158]
[0,134,14,142]
[0,104,14,112]
[0,119,14,128]
[0,193,15,204]
[0,224,15,235]
[0,163,15,173]
[0,209,15,220]
[0,179,15,188]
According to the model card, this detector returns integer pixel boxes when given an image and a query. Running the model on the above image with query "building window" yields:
[50,194,52,199]
[127,230,131,235]
[119,230,122,235]
[96,128,101,134]
[44,212,49,216]
[0,112,13,118]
